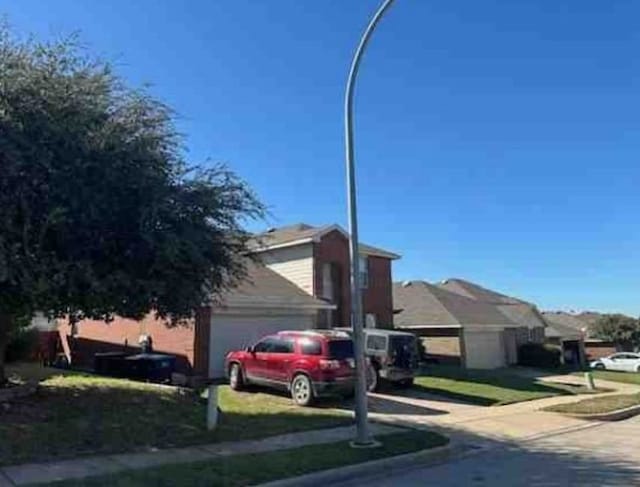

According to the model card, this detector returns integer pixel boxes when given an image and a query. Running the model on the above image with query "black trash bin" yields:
[94,352,128,376]
[122,354,176,383]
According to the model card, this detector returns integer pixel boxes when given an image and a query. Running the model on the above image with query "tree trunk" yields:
[0,313,12,386]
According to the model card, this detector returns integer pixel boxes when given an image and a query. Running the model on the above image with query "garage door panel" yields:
[209,315,314,378]
[464,330,506,369]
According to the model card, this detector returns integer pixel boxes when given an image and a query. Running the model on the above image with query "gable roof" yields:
[438,278,546,330]
[544,319,583,340]
[393,281,517,328]
[250,223,400,259]
[541,311,589,333]
[437,278,527,305]
[220,260,334,310]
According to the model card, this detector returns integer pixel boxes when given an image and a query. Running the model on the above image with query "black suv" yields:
[336,328,419,391]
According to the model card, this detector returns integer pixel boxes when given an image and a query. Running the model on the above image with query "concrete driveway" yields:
[337,415,640,486]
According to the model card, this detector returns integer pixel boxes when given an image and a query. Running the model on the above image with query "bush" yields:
[517,343,561,368]
[5,328,39,363]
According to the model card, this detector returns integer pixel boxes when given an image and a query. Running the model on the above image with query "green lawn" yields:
[415,365,598,406]
[576,370,640,386]
[1,364,351,466]
[544,393,640,415]
[53,430,448,487]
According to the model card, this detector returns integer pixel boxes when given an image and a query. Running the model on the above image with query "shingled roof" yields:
[437,278,527,305]
[220,260,334,310]
[249,223,400,259]
[393,281,517,328]
[438,278,546,330]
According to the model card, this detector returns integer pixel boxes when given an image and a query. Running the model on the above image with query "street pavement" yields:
[337,415,640,486]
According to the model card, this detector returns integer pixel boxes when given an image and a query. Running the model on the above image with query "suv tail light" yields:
[319,359,341,370]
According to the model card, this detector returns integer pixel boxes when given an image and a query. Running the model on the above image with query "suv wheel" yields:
[594,363,605,370]
[229,363,244,391]
[291,374,314,407]
[367,364,379,392]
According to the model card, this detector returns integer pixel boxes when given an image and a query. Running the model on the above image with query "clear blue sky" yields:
[4,0,639,315]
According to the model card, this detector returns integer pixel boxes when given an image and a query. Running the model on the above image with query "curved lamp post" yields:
[344,0,396,446]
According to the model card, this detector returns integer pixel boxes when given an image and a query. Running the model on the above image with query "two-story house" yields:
[250,223,400,329]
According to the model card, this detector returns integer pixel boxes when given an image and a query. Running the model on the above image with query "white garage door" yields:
[208,314,315,378]
[463,329,506,369]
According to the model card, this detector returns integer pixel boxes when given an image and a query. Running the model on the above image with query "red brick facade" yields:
[58,308,212,376]
[313,229,394,328]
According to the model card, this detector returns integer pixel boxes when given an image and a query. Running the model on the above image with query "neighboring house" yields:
[543,318,586,367]
[58,261,334,380]
[437,278,546,345]
[393,281,526,369]
[250,223,399,329]
[542,311,615,361]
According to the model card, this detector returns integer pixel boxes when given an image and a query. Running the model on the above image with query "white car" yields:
[590,353,640,373]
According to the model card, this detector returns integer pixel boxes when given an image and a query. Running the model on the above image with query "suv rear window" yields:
[327,340,354,359]
[366,335,387,351]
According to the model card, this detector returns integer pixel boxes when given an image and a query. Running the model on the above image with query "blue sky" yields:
[4,0,639,315]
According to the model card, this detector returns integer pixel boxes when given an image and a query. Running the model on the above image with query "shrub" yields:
[5,328,40,363]
[517,343,561,368]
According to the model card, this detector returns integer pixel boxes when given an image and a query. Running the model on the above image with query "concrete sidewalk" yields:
[0,424,401,486]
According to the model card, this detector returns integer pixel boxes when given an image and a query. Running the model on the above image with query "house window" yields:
[321,263,333,300]
[359,255,369,289]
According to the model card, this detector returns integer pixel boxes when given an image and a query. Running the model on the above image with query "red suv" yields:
[225,330,355,406]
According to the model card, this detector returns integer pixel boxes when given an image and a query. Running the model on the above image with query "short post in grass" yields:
[585,371,596,391]
[207,384,219,430]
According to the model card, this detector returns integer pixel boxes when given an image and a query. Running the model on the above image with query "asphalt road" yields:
[339,416,640,487]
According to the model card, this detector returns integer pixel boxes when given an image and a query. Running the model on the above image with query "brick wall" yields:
[362,256,394,327]
[58,311,208,375]
[585,341,617,361]
[313,230,394,328]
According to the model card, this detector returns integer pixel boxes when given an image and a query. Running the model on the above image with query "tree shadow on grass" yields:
[0,377,351,467]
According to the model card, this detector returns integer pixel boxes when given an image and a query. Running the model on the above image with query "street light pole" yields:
[344,0,396,446]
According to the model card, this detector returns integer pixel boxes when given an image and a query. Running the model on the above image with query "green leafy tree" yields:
[590,314,640,351]
[0,27,264,383]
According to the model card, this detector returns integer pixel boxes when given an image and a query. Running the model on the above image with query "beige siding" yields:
[258,244,314,295]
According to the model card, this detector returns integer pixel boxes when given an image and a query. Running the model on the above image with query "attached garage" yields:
[208,312,316,378]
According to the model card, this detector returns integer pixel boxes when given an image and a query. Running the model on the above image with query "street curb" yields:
[551,403,640,422]
[257,442,455,487]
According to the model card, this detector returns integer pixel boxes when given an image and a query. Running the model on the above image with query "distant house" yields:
[250,223,399,329]
[542,311,615,361]
[393,279,544,369]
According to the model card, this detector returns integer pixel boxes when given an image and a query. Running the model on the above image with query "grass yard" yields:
[544,393,640,415]
[0,364,351,466]
[415,365,598,406]
[53,429,448,487]
[576,370,640,386]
